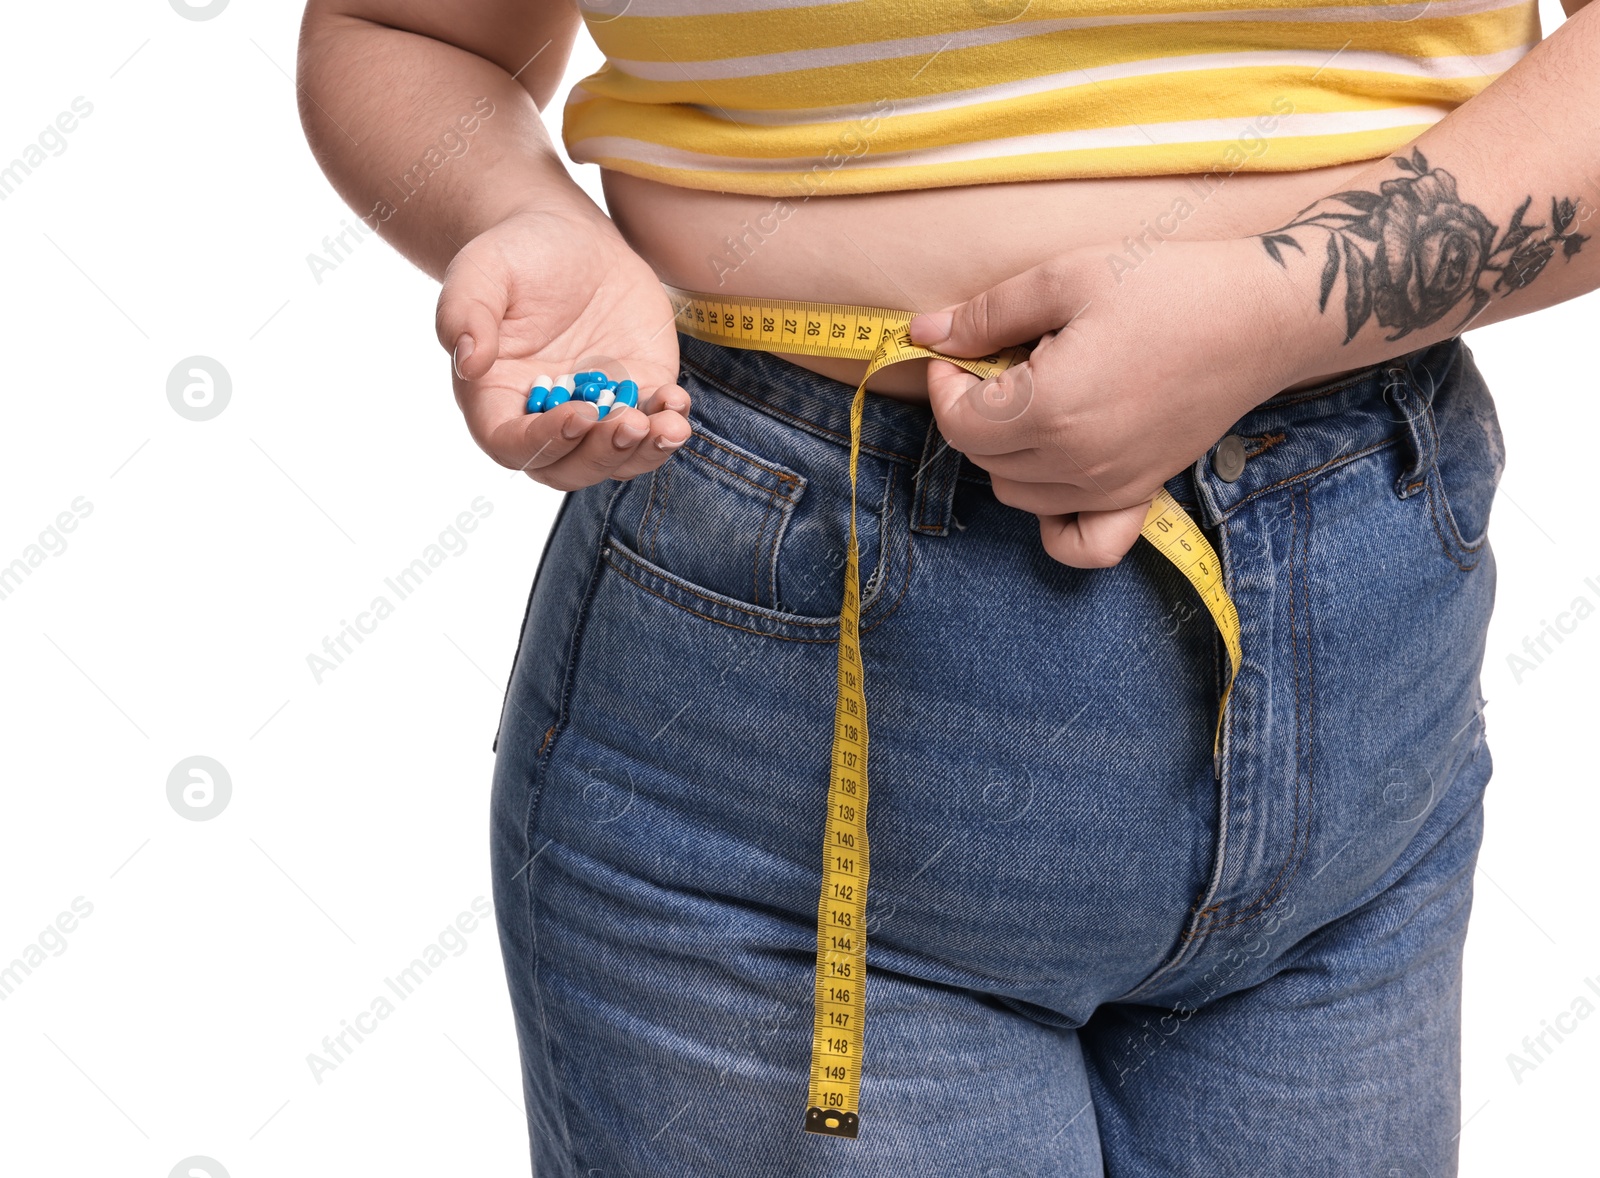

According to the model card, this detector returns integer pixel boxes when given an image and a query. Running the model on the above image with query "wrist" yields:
[1226,232,1349,401]
[470,153,615,237]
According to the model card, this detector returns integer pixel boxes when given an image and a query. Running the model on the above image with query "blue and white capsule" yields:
[525,370,633,415]
[526,374,554,413]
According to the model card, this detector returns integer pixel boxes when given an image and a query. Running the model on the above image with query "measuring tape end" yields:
[804,1108,860,1139]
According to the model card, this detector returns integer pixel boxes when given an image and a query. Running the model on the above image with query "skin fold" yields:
[297,0,1600,567]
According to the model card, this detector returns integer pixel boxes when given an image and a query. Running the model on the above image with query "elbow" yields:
[293,2,363,157]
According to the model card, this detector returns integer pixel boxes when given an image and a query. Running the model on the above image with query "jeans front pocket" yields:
[601,389,911,638]
[607,417,807,613]
[1390,340,1505,571]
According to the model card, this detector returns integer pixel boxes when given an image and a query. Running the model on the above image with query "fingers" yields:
[907,256,1088,358]
[925,357,1043,457]
[481,400,598,476]
[464,377,694,490]
[436,246,508,382]
[989,473,1124,517]
[539,404,692,488]
[641,382,691,417]
[1037,503,1150,569]
[479,402,691,490]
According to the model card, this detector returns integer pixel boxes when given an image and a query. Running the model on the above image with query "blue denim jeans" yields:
[489,330,1501,1176]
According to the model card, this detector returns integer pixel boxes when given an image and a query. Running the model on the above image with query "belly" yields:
[603,164,1375,401]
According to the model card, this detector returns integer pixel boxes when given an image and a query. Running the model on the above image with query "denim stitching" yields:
[525,881,577,1175]
[1388,361,1436,496]
[752,491,776,606]
[864,508,915,638]
[492,490,575,755]
[647,460,669,562]
[1214,482,1310,927]
[1215,436,1400,519]
[695,428,803,480]
[926,446,960,534]
[633,471,658,561]
[657,420,807,604]
[604,524,915,643]
[606,558,835,643]
[1222,484,1317,928]
[678,435,803,502]
[765,493,798,612]
[1242,432,1287,460]
[1197,482,1316,932]
[602,462,911,634]
[602,423,907,636]
[912,425,958,535]
[913,451,932,530]
[604,544,838,621]
[524,480,627,1168]
[1154,531,1237,972]
[912,423,935,531]
[1425,474,1484,573]
[863,461,896,603]
[1419,396,1489,567]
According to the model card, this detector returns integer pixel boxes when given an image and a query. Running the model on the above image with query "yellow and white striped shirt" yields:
[561,0,1540,196]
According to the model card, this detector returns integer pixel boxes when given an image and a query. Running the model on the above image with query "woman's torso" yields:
[603,161,1377,398]
[574,0,1539,399]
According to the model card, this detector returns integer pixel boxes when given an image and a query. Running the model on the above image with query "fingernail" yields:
[561,406,594,439]
[655,436,685,451]
[452,334,474,378]
[908,312,951,347]
[614,419,647,448]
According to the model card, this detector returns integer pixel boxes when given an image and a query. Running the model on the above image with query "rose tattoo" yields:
[1257,148,1590,343]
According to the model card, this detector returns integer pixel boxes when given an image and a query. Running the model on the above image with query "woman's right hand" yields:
[436,204,693,490]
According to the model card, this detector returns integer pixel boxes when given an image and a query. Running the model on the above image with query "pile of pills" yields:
[526,371,639,419]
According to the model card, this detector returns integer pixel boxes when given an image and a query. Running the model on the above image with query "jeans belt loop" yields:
[911,417,963,536]
[1384,356,1437,500]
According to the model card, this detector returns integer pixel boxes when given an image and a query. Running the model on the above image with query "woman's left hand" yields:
[909,236,1315,568]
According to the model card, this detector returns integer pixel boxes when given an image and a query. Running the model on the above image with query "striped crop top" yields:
[560,0,1540,197]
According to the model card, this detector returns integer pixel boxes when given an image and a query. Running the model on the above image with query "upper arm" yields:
[302,0,585,110]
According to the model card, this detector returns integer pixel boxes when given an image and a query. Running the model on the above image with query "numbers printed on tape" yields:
[664,284,1242,1139]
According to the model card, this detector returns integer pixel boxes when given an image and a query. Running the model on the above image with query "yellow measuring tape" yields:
[664,284,1242,1139]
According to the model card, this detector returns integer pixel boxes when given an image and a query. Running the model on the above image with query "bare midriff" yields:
[602,164,1378,403]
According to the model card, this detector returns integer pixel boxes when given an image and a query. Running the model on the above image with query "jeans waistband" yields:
[675,329,1464,535]
[1190,335,1465,527]
[676,330,970,536]
[677,331,939,465]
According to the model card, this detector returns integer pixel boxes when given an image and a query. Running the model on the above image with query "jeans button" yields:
[1213,434,1247,483]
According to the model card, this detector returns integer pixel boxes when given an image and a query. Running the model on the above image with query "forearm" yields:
[1261,1,1600,384]
[296,2,604,282]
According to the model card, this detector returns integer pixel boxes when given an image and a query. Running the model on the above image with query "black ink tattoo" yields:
[1256,147,1590,343]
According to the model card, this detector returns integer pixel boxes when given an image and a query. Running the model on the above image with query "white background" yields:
[0,2,1594,1174]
